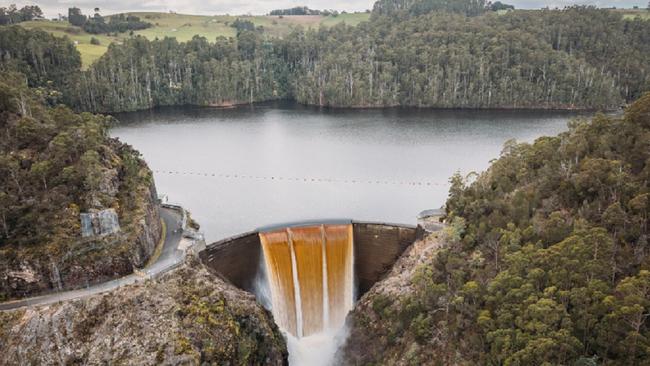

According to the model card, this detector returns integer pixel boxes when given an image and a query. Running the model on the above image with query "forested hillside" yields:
[0,73,161,299]
[488,7,650,101]
[72,34,290,112]
[2,4,649,112]
[0,4,42,25]
[288,14,620,109]
[70,5,650,112]
[372,0,488,17]
[0,26,80,92]
[342,93,650,365]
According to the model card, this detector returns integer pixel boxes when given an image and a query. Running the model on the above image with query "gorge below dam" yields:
[108,102,586,364]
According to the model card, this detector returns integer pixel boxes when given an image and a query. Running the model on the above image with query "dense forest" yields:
[1,3,649,112]
[488,7,650,101]
[343,93,650,365]
[0,72,160,299]
[0,4,42,25]
[68,7,152,35]
[72,34,289,112]
[0,26,80,93]
[372,0,489,17]
[287,14,620,109]
[71,3,650,112]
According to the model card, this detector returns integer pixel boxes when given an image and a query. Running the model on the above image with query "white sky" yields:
[8,0,648,18]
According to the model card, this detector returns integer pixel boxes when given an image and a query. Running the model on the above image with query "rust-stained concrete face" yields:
[200,231,262,292]
[352,223,420,295]
[199,221,420,298]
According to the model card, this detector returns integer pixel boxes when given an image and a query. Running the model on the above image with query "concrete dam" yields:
[200,220,421,338]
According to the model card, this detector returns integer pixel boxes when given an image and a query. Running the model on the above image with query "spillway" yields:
[200,221,418,296]
[260,224,354,338]
[199,220,420,364]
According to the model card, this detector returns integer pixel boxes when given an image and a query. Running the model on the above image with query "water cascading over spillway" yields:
[260,224,354,338]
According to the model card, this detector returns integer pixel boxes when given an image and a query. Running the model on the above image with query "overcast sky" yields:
[10,0,648,18]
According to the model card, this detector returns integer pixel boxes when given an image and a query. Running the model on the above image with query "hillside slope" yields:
[0,73,161,300]
[340,94,650,365]
[0,258,288,365]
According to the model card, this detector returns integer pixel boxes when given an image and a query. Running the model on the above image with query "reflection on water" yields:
[111,101,586,242]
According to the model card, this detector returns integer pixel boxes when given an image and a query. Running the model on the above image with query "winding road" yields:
[0,207,185,311]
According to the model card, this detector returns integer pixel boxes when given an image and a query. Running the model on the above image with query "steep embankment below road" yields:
[0,73,161,300]
[0,258,288,365]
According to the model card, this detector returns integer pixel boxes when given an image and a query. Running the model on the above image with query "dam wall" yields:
[200,231,261,291]
[199,221,421,296]
[352,223,421,295]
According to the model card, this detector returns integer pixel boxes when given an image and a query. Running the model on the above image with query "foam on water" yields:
[286,325,350,366]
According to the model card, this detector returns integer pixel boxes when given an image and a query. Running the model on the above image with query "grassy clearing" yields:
[131,12,371,40]
[251,15,322,37]
[75,44,109,67]
[20,20,124,68]
[18,11,367,68]
[618,10,650,20]
[319,12,371,27]
[129,13,236,42]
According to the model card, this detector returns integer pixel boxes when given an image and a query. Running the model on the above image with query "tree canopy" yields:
[0,72,158,299]
[0,26,81,93]
[2,6,649,113]
[344,93,650,365]
[67,7,152,34]
[0,4,42,25]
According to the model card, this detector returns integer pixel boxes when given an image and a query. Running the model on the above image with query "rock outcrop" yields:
[337,232,445,365]
[0,258,288,365]
[0,75,162,300]
[0,170,161,300]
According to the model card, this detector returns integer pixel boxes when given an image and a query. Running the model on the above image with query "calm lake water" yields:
[110,102,585,243]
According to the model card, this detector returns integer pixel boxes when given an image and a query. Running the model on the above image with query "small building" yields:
[417,209,445,233]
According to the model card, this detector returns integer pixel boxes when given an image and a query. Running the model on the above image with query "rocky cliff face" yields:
[0,157,161,300]
[337,232,447,365]
[0,258,288,365]
[0,75,165,300]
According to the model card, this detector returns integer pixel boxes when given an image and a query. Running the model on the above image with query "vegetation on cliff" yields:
[0,73,160,300]
[0,259,288,365]
[341,94,650,365]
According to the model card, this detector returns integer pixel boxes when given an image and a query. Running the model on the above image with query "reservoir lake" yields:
[111,102,586,242]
